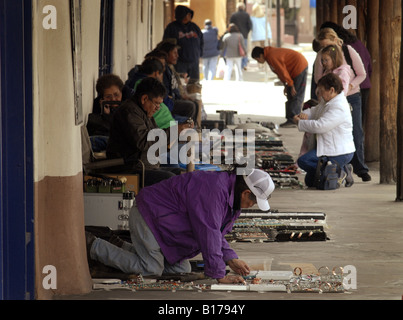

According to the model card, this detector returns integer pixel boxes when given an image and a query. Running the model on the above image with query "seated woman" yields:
[87,74,134,152]
[294,73,355,188]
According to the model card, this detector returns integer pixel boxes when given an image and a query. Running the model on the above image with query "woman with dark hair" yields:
[222,23,246,81]
[294,73,356,188]
[92,74,133,115]
[156,40,198,123]
[87,74,134,151]
[86,167,275,283]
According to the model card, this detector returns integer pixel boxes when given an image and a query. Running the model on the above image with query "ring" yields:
[293,267,302,276]
[318,266,330,275]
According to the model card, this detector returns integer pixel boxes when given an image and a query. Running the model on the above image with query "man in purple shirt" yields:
[86,168,275,284]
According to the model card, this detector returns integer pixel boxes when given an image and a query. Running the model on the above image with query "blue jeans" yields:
[298,149,354,187]
[202,56,219,80]
[347,93,369,176]
[91,204,191,276]
[175,60,200,81]
[241,38,248,69]
[90,136,108,152]
[286,68,308,121]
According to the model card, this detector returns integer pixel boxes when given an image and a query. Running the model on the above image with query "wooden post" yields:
[316,0,324,34]
[397,2,403,201]
[356,0,367,44]
[329,0,338,23]
[322,0,331,24]
[379,0,401,184]
[276,0,281,47]
[337,0,346,26]
[365,0,380,162]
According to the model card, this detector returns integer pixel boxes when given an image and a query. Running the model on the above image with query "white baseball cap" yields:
[243,169,275,211]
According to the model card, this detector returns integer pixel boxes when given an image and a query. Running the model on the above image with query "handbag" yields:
[238,36,246,57]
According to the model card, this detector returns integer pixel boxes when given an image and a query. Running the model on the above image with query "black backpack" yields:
[314,157,341,190]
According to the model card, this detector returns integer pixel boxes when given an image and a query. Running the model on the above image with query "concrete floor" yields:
[60,48,403,302]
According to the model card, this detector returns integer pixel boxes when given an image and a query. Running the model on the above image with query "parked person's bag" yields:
[314,157,341,190]
[238,36,246,57]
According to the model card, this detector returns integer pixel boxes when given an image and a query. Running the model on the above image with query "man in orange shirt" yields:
[252,46,308,127]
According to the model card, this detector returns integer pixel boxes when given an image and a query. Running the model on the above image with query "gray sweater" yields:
[222,32,246,58]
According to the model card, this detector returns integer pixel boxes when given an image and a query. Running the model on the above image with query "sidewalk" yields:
[60,47,403,301]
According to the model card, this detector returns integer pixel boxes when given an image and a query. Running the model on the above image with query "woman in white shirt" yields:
[294,73,355,188]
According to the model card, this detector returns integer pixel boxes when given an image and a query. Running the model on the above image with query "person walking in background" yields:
[222,23,247,81]
[230,2,252,70]
[163,5,203,82]
[252,46,308,127]
[250,2,272,48]
[201,19,220,81]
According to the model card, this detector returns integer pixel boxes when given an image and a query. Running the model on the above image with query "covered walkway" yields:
[59,46,403,301]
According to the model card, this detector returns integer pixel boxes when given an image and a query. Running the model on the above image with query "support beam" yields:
[379,0,401,184]
[397,1,403,201]
[364,0,380,162]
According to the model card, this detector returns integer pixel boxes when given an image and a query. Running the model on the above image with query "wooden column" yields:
[329,0,338,23]
[365,0,380,162]
[322,0,331,24]
[337,0,346,26]
[356,0,367,44]
[379,0,401,184]
[316,0,324,34]
[397,2,403,201]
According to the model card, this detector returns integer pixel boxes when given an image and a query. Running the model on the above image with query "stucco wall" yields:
[31,0,166,298]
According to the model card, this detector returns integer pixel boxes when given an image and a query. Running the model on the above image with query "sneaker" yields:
[337,171,347,188]
[358,172,372,182]
[279,120,297,128]
[344,164,354,187]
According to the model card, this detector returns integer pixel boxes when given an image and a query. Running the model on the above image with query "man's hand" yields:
[178,119,194,133]
[227,259,250,276]
[284,85,297,97]
[290,85,297,97]
[217,275,246,284]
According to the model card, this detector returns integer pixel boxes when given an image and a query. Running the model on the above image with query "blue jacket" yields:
[202,26,220,58]
[136,171,240,279]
